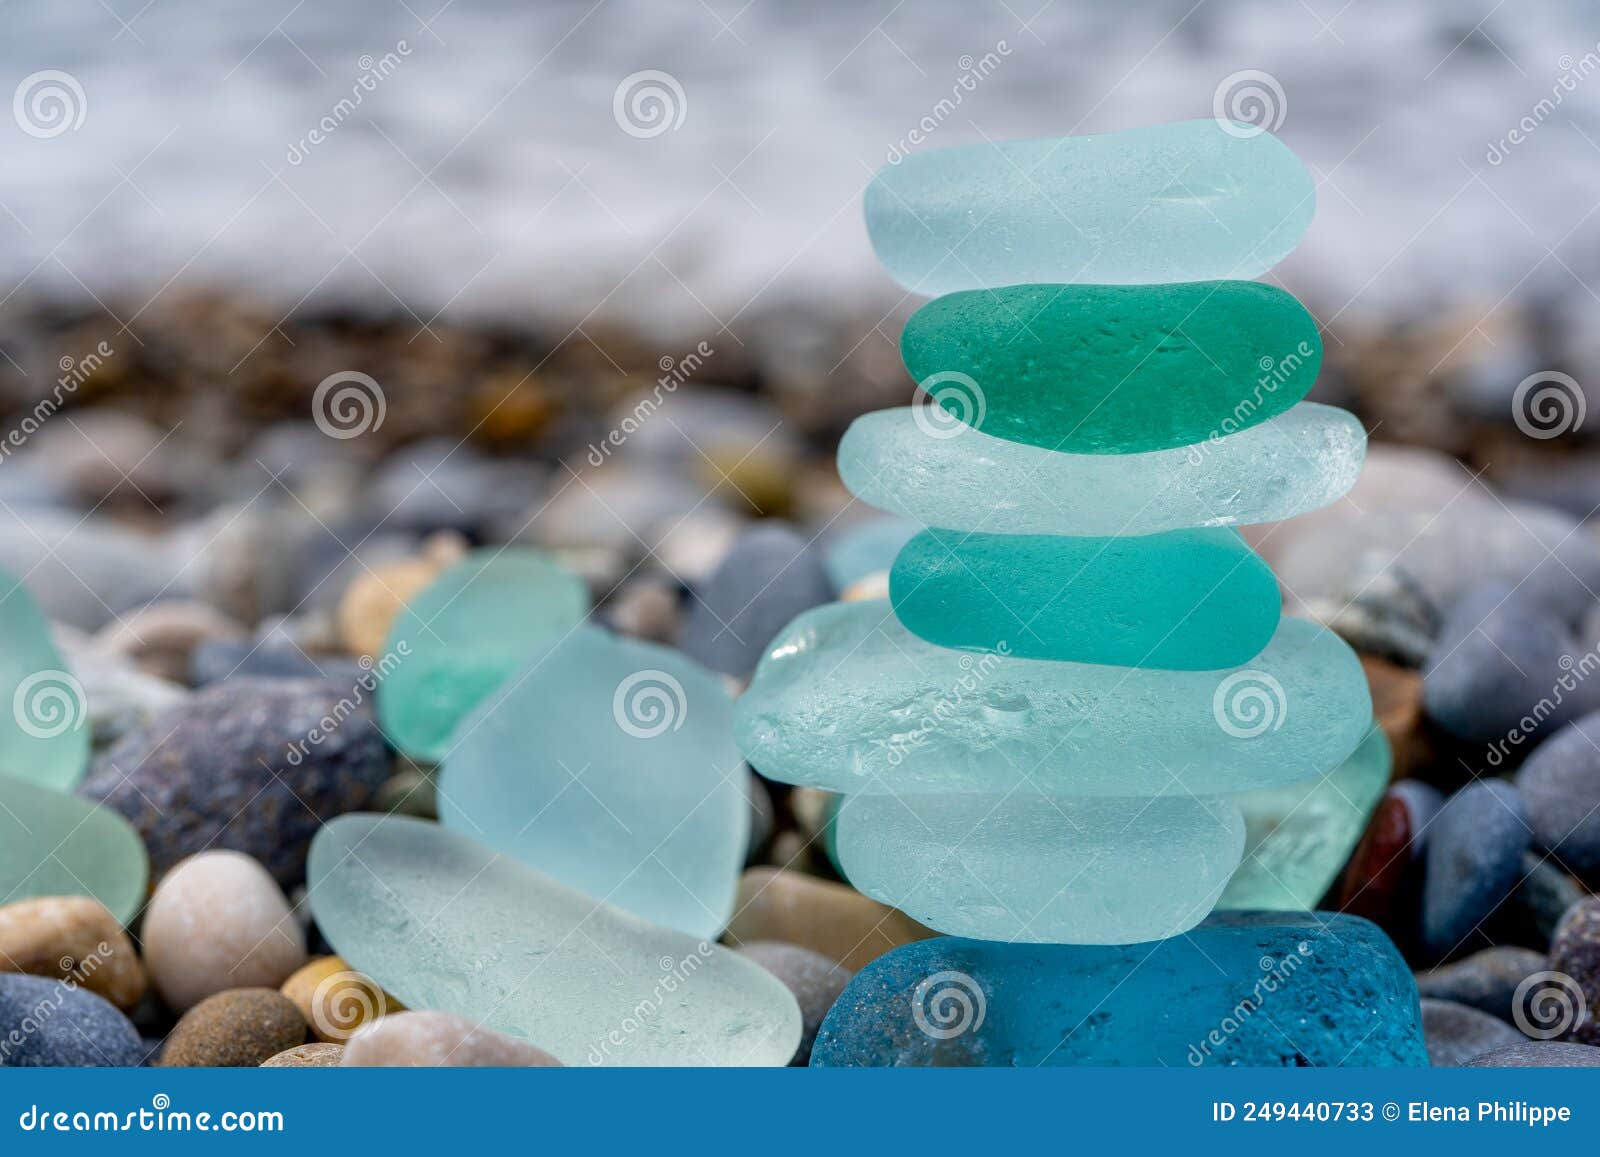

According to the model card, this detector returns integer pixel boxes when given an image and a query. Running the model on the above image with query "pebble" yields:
[0,973,145,1067]
[1364,654,1428,776]
[723,868,933,972]
[679,522,832,678]
[603,578,684,644]
[1549,897,1600,1044]
[737,942,852,1065]
[363,439,543,539]
[142,851,307,1013]
[0,775,147,925]
[341,1011,561,1067]
[1499,853,1585,947]
[1464,1042,1600,1067]
[27,410,175,504]
[53,625,187,746]
[94,600,246,683]
[1335,793,1414,929]
[335,549,455,660]
[260,1042,344,1067]
[1515,711,1600,880]
[0,510,179,631]
[188,640,367,690]
[370,765,438,819]
[160,989,307,1067]
[81,677,391,887]
[0,896,145,1009]
[1421,998,1527,1066]
[1422,781,1531,961]
[280,956,400,1043]
[530,464,713,558]
[1416,946,1550,1022]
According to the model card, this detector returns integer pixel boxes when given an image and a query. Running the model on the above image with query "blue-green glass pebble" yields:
[810,912,1426,1067]
[377,548,589,762]
[0,569,89,791]
[440,626,746,939]
[865,121,1314,295]
[889,527,1280,668]
[0,774,146,924]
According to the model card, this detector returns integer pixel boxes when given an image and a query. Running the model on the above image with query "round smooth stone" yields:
[737,943,852,1066]
[160,989,307,1067]
[0,973,144,1067]
[261,1042,343,1067]
[1550,897,1600,1044]
[0,775,146,925]
[440,626,748,939]
[1464,1042,1600,1067]
[308,815,800,1067]
[1415,946,1549,1024]
[0,896,145,1009]
[377,548,589,762]
[341,1011,560,1067]
[1422,781,1530,962]
[1421,998,1527,1067]
[0,568,89,791]
[280,955,401,1043]
[900,282,1319,453]
[735,601,1370,797]
[865,120,1314,295]
[811,912,1425,1067]
[837,790,1243,944]
[1220,725,1390,911]
[723,868,933,973]
[889,527,1279,668]
[1516,711,1600,879]
[838,403,1365,537]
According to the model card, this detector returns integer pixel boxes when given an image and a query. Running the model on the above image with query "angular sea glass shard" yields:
[901,282,1320,453]
[0,775,147,925]
[1220,725,1390,910]
[439,626,747,939]
[838,403,1365,537]
[835,790,1244,944]
[0,569,90,791]
[734,601,1369,797]
[865,121,1314,294]
[377,548,589,762]
[308,815,800,1066]
[889,527,1279,667]
[811,911,1426,1066]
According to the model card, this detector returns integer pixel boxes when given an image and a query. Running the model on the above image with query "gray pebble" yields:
[1416,946,1549,1022]
[679,522,831,677]
[1422,780,1530,961]
[0,974,143,1067]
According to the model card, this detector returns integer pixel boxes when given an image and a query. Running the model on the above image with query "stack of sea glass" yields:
[736,121,1389,947]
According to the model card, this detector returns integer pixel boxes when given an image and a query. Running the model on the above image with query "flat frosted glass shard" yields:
[734,601,1369,797]
[377,548,589,762]
[889,527,1279,668]
[836,790,1244,944]
[838,403,1365,536]
[901,282,1320,453]
[439,626,747,939]
[1221,725,1391,911]
[0,775,147,925]
[0,569,90,791]
[810,912,1427,1067]
[308,815,800,1067]
[864,121,1314,294]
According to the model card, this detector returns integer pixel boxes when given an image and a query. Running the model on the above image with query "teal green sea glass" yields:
[839,403,1365,536]
[889,527,1279,667]
[900,282,1320,453]
[1221,724,1390,910]
[377,548,589,762]
[439,626,747,939]
[734,601,1370,797]
[309,815,801,1066]
[0,569,89,791]
[0,775,146,924]
[810,912,1427,1066]
[836,789,1243,944]
[864,121,1314,295]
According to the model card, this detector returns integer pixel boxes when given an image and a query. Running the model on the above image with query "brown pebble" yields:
[723,867,932,972]
[1362,655,1427,777]
[160,989,307,1067]
[0,896,146,1009]
[260,1042,344,1068]
[341,1011,560,1067]
[280,956,402,1042]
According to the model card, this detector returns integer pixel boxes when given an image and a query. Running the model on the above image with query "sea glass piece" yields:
[0,569,90,791]
[377,548,588,762]
[308,814,800,1066]
[864,121,1314,295]
[838,403,1365,536]
[901,282,1320,453]
[734,601,1369,797]
[836,790,1244,943]
[1221,724,1390,910]
[889,527,1279,667]
[439,626,747,939]
[811,911,1426,1067]
[0,774,147,925]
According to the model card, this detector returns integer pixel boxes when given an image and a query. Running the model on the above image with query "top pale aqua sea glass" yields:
[0,569,89,791]
[865,120,1315,294]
